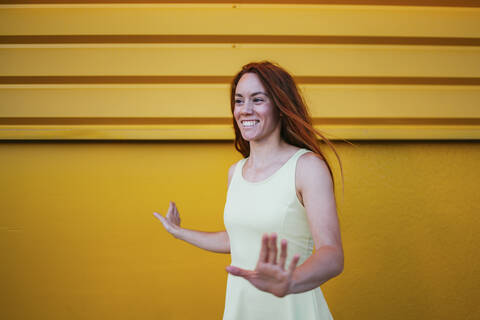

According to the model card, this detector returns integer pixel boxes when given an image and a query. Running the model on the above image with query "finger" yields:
[168,202,178,225]
[153,212,163,222]
[279,239,287,270]
[268,233,278,264]
[166,201,173,220]
[174,213,180,225]
[226,265,251,278]
[258,234,269,263]
[173,203,179,216]
[173,203,181,224]
[288,254,301,273]
[153,212,169,229]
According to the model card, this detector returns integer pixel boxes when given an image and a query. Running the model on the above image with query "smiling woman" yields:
[154,61,345,320]
[233,73,280,143]
[230,62,344,191]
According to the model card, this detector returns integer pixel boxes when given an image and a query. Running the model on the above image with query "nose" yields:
[241,99,254,114]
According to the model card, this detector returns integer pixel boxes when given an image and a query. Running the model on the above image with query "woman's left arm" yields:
[288,153,344,294]
[225,153,343,297]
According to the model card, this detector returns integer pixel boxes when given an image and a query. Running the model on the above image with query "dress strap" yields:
[284,148,313,188]
[230,158,247,187]
[287,148,312,168]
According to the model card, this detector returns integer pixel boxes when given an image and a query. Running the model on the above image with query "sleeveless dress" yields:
[222,148,333,320]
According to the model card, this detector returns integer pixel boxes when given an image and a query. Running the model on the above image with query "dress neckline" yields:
[240,148,305,185]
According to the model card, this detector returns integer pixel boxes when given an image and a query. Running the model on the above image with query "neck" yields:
[247,131,289,168]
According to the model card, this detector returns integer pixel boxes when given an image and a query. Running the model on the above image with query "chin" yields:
[241,135,253,142]
[240,129,267,142]
[242,135,262,142]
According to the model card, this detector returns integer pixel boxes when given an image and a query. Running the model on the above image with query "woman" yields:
[154,61,344,319]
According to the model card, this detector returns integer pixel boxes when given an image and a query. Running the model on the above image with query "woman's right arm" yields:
[154,201,230,253]
[152,162,237,254]
[175,227,230,253]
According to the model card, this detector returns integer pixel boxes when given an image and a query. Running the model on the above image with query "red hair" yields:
[230,61,345,194]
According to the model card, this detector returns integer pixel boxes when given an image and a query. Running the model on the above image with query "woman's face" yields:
[233,73,281,143]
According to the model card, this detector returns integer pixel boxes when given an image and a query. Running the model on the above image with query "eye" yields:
[234,99,243,104]
[253,98,264,103]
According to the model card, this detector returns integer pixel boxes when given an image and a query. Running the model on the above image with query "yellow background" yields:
[1,1,480,319]
[1,141,479,319]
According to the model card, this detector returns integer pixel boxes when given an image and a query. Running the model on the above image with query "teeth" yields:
[242,120,259,127]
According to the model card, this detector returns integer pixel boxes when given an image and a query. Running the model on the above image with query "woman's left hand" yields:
[225,233,300,297]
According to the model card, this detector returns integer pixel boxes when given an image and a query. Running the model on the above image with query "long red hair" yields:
[230,61,345,194]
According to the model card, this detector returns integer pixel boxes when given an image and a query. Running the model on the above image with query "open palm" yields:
[226,233,300,297]
[153,201,181,237]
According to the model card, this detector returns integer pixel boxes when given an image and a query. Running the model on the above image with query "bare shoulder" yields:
[296,152,333,191]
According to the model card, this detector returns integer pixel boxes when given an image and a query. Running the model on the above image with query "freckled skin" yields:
[234,73,281,143]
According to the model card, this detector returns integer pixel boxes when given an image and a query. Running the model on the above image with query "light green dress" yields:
[223,148,333,319]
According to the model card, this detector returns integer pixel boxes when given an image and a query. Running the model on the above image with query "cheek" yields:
[259,105,278,124]
[233,109,242,127]
[233,109,240,121]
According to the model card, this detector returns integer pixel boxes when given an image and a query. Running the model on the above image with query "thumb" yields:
[153,212,166,224]
[288,254,300,273]
[226,265,251,278]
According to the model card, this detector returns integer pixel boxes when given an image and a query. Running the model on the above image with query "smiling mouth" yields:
[241,120,260,128]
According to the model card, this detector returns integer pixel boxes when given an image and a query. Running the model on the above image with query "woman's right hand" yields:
[153,201,182,238]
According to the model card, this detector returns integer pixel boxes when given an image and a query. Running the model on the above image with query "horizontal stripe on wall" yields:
[1,4,479,38]
[2,118,480,125]
[1,123,479,140]
[2,44,480,77]
[2,76,480,85]
[1,1,480,7]
[3,35,480,46]
[1,84,479,118]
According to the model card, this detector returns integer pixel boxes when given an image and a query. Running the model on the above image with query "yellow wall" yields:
[1,2,480,140]
[1,141,479,319]
[1,1,480,319]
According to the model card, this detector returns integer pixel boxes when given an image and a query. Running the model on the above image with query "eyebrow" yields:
[235,91,267,97]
